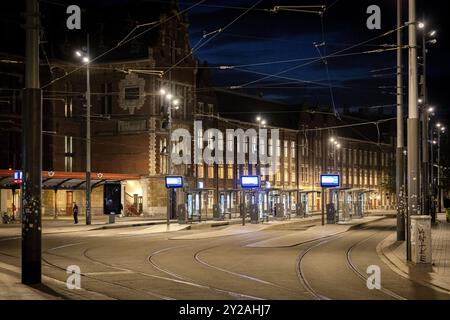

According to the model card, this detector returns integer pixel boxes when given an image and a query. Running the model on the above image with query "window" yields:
[291,141,296,159]
[197,102,204,114]
[284,140,288,158]
[64,97,73,118]
[276,139,281,157]
[207,165,214,179]
[207,103,214,115]
[159,138,167,174]
[219,165,224,179]
[227,165,233,179]
[64,136,73,172]
[101,83,112,115]
[197,164,204,178]
[124,87,139,100]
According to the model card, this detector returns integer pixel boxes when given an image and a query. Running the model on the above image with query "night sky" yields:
[178,0,450,119]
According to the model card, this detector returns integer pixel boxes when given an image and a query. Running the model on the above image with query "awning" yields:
[0,169,141,190]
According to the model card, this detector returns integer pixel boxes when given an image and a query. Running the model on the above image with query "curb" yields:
[376,234,450,295]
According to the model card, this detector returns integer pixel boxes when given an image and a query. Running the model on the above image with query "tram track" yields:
[294,221,392,300]
[147,245,265,300]
[193,245,302,294]
[345,225,407,300]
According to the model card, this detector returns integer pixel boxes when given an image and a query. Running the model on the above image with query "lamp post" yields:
[75,40,91,225]
[435,123,446,214]
[418,19,437,218]
[256,116,267,178]
[329,137,340,173]
[160,88,181,228]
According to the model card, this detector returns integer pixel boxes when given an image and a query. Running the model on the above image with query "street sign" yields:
[13,171,22,184]
[320,174,340,188]
[240,176,260,189]
[165,176,184,189]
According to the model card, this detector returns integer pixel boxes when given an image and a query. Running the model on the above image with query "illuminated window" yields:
[227,165,233,179]
[197,164,204,178]
[218,165,224,179]
[291,141,295,159]
[208,165,214,179]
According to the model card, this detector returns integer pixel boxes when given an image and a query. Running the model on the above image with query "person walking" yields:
[73,202,79,224]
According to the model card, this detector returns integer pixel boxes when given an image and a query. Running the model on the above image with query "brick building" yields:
[0,0,396,219]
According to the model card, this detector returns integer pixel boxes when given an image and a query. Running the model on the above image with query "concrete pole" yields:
[407,0,420,261]
[396,0,406,241]
[22,0,42,284]
[85,34,92,225]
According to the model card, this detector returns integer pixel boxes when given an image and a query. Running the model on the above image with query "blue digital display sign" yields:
[165,176,184,189]
[240,176,260,189]
[320,174,340,188]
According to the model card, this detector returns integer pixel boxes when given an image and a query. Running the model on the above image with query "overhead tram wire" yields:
[161,0,264,77]
[236,23,411,89]
[41,0,208,89]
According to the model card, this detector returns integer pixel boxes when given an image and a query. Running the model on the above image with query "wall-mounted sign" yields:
[320,174,340,188]
[241,176,260,189]
[165,176,184,189]
[118,120,147,133]
[13,171,22,184]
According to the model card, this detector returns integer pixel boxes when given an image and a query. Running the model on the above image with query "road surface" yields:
[0,218,448,300]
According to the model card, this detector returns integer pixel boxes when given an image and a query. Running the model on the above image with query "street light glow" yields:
[430,30,437,37]
[418,22,425,29]
[173,99,180,106]
[159,88,166,95]
[166,94,173,101]
[436,123,442,128]
[82,56,89,63]
[261,120,267,126]
[256,116,261,122]
[329,137,335,143]
[75,51,82,57]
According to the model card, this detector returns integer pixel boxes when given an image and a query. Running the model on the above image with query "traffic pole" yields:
[85,34,92,225]
[22,0,42,285]
[396,0,406,241]
[406,0,420,261]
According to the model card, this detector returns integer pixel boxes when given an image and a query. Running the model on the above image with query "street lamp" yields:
[432,122,446,217]
[159,88,183,228]
[75,46,91,225]
[418,18,438,218]
[328,137,340,173]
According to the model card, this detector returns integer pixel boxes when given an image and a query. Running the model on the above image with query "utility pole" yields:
[437,129,442,214]
[167,98,172,228]
[396,0,406,241]
[420,16,430,218]
[22,0,42,284]
[85,34,92,225]
[406,0,420,261]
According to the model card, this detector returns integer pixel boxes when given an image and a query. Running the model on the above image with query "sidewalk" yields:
[378,214,450,294]
[0,265,56,300]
